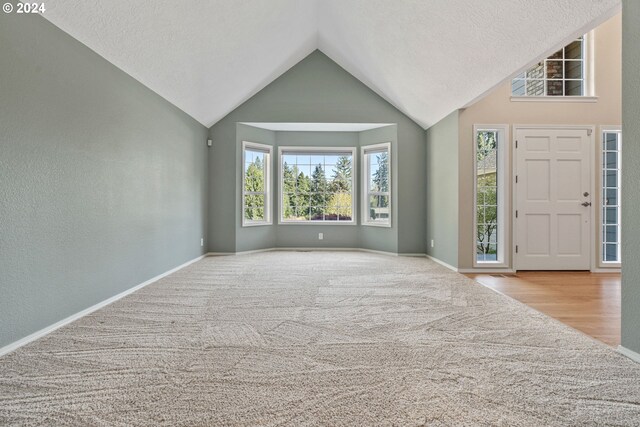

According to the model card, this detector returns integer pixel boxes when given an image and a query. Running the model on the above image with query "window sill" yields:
[598,262,621,269]
[242,221,272,227]
[510,96,598,103]
[472,261,509,269]
[362,221,391,228]
[278,220,356,226]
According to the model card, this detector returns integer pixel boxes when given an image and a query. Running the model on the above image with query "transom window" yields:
[602,129,621,264]
[474,126,508,266]
[362,143,391,227]
[279,147,356,224]
[242,141,272,226]
[512,36,586,97]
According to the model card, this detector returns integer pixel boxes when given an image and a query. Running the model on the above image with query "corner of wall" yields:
[425,110,460,268]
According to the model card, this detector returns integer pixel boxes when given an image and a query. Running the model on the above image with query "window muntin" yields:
[474,126,507,266]
[362,143,391,226]
[242,142,272,226]
[280,147,356,224]
[602,130,621,264]
[512,36,586,97]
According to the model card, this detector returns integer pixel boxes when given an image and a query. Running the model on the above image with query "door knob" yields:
[581,201,591,207]
[583,192,590,197]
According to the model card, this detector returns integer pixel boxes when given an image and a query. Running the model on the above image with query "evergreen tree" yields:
[295,169,311,219]
[372,152,389,192]
[310,164,327,219]
[331,156,352,193]
[282,162,296,218]
[244,156,264,220]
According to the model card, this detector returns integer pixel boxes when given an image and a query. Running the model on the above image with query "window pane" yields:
[476,131,500,263]
[526,79,545,96]
[310,155,324,166]
[512,36,585,97]
[549,48,563,60]
[327,192,352,220]
[565,61,582,79]
[368,195,389,221]
[244,194,265,221]
[605,225,618,243]
[282,151,353,222]
[512,79,525,96]
[242,145,271,225]
[601,131,621,263]
[244,150,265,192]
[546,61,563,79]
[368,152,389,192]
[546,80,563,96]
[296,154,311,165]
[605,244,618,262]
[338,210,353,221]
[605,152,617,169]
[564,40,583,59]
[605,188,618,206]
[564,80,583,96]
[526,63,544,79]
[605,207,617,224]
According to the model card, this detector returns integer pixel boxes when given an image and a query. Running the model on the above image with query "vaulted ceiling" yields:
[42,0,620,128]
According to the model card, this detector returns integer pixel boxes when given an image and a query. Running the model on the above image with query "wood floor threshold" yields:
[465,271,621,347]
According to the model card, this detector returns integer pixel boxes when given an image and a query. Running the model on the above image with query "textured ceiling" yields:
[41,0,620,128]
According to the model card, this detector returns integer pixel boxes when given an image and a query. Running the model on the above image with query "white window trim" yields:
[510,96,598,103]
[361,142,392,228]
[510,31,595,100]
[242,141,273,227]
[473,124,510,268]
[278,146,357,225]
[599,126,622,268]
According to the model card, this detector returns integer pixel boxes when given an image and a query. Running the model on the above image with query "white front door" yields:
[515,127,592,270]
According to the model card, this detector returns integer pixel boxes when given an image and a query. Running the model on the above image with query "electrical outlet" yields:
[201,238,204,247]
[430,239,434,248]
[318,233,324,240]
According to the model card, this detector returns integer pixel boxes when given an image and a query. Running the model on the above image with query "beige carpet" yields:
[1,251,639,426]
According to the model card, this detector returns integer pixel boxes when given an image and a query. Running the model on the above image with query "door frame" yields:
[512,125,596,272]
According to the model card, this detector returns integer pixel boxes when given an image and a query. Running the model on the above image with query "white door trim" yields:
[512,125,596,271]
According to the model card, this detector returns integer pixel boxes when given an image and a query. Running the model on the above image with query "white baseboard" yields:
[209,247,428,258]
[457,268,516,274]
[426,255,458,272]
[208,248,276,256]
[0,253,207,358]
[591,268,622,273]
[618,345,640,364]
[276,247,362,253]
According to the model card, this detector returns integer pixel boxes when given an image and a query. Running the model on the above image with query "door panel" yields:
[516,128,592,270]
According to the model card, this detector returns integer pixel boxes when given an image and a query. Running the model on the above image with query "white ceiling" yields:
[241,123,393,132]
[41,0,620,129]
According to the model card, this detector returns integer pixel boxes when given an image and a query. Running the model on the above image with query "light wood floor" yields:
[465,271,621,347]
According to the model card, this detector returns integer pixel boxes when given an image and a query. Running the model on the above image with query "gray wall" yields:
[0,12,208,348]
[209,51,426,253]
[425,111,460,267]
[621,0,640,354]
[359,126,399,253]
[235,124,276,252]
